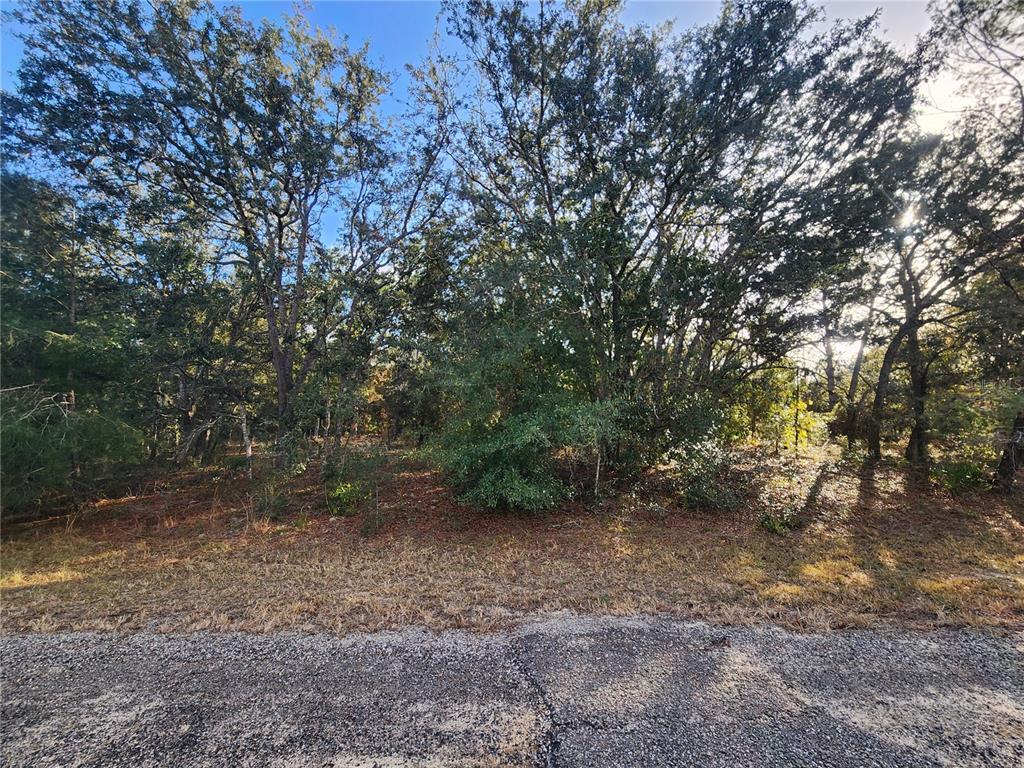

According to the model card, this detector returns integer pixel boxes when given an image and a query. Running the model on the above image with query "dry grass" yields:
[2,445,1022,635]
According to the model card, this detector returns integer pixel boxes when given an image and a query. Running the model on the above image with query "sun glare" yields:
[899,206,917,228]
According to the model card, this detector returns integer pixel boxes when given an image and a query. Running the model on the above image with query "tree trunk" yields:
[259,278,295,438]
[793,369,802,459]
[822,293,838,410]
[844,301,876,448]
[333,396,344,454]
[175,420,215,465]
[824,334,837,410]
[66,388,80,478]
[903,326,930,472]
[900,256,929,473]
[322,399,333,459]
[195,426,213,463]
[67,230,80,480]
[239,403,253,480]
[868,327,907,461]
[201,424,224,466]
[994,411,1024,492]
[176,376,193,458]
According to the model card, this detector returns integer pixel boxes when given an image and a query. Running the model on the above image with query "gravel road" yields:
[3,616,1023,767]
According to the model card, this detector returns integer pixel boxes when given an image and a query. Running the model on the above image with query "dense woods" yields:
[1,0,1022,515]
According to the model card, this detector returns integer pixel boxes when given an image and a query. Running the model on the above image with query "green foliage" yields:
[759,507,800,536]
[928,380,1024,464]
[275,431,312,477]
[431,399,571,513]
[0,173,149,513]
[670,440,744,511]
[439,0,922,482]
[322,446,384,516]
[326,482,369,517]
[931,461,991,494]
[429,325,624,511]
[1,390,146,511]
[727,368,827,452]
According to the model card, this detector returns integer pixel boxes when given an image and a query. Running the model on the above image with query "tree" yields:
[0,173,146,508]
[430,0,923,480]
[862,0,1024,467]
[8,0,394,433]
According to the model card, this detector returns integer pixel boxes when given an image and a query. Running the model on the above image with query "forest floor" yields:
[2,444,1023,635]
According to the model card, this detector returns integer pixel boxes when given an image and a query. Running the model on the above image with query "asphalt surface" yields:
[2,616,1023,767]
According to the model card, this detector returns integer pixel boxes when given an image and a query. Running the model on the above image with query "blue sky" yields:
[0,2,719,108]
[2,2,933,98]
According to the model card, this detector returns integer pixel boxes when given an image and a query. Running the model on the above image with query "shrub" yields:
[461,463,564,512]
[274,430,310,477]
[931,460,990,494]
[431,392,621,512]
[326,481,369,516]
[321,445,385,516]
[431,323,728,512]
[432,404,562,512]
[670,439,743,511]
[1,390,146,513]
[759,507,799,535]
[252,478,288,520]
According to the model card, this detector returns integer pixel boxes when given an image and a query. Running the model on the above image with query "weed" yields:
[252,478,287,520]
[760,507,800,535]
[323,446,385,516]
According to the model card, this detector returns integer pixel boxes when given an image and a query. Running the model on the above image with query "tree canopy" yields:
[2,0,1021,513]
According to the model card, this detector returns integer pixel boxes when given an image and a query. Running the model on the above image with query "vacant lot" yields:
[2,447,1022,635]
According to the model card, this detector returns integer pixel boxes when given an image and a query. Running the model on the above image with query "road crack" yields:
[510,636,562,768]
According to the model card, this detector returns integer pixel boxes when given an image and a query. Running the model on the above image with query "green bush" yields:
[1,392,147,512]
[326,481,369,516]
[670,439,743,511]
[931,460,990,494]
[275,430,311,477]
[431,391,621,512]
[429,325,625,512]
[759,508,800,535]
[321,446,384,516]
[431,402,563,512]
